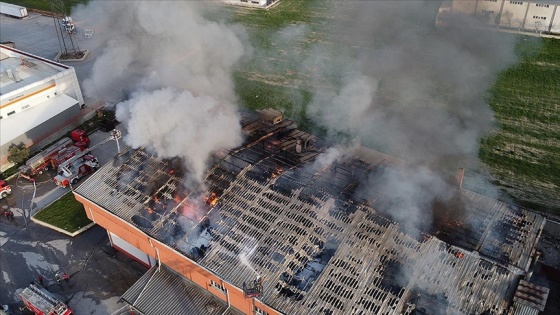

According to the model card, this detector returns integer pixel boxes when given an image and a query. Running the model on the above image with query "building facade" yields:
[0,44,84,168]
[443,0,560,34]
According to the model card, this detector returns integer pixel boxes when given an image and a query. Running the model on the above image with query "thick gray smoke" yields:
[308,1,516,162]
[74,1,247,181]
[300,1,517,229]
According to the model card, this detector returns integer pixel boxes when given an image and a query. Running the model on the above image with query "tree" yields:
[7,142,30,165]
[502,10,513,27]
[533,21,544,34]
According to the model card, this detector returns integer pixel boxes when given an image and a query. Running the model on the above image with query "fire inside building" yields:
[74,109,547,315]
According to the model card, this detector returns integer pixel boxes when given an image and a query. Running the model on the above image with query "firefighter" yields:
[62,272,69,283]
[7,210,14,221]
[55,273,61,285]
[3,210,14,221]
[38,275,44,286]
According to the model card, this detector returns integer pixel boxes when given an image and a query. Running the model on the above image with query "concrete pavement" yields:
[4,123,127,219]
[0,12,107,107]
[0,219,145,315]
[1,12,142,313]
[0,124,134,314]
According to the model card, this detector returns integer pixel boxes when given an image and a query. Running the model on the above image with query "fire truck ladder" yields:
[27,283,68,314]
[58,134,115,170]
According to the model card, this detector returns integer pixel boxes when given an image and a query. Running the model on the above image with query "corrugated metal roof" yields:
[122,265,240,315]
[75,111,546,315]
[513,280,550,312]
[512,302,540,315]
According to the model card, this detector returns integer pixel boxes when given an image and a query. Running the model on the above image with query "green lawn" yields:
[34,191,91,233]
[230,0,330,129]
[480,37,560,213]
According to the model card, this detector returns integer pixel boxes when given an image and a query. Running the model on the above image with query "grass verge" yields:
[8,0,88,13]
[34,191,91,233]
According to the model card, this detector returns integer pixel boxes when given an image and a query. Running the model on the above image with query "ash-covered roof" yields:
[75,110,545,315]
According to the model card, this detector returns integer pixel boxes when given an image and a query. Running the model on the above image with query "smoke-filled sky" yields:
[74,1,247,181]
[306,1,517,165]
[284,1,518,231]
[76,0,518,231]
[328,1,515,228]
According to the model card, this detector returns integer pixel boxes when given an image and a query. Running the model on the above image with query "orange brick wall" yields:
[74,192,282,315]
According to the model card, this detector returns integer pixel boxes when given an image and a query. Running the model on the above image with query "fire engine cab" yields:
[0,180,11,200]
[54,154,99,188]
[19,283,73,315]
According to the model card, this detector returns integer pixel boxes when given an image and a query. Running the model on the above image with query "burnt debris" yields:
[75,110,545,315]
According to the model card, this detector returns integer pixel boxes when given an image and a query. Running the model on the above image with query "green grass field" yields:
[34,191,91,233]
[480,38,560,212]
[228,0,328,125]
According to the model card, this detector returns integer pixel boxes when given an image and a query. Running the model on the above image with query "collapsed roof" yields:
[75,110,545,314]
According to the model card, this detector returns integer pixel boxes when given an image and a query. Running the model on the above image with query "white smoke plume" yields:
[295,1,519,230]
[306,2,517,164]
[313,145,355,170]
[74,1,248,181]
[116,88,242,180]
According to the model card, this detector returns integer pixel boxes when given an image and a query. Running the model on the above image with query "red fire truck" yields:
[52,131,123,188]
[0,180,11,200]
[53,153,99,188]
[20,130,90,176]
[19,283,73,315]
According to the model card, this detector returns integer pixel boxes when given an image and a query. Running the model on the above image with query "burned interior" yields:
[75,109,545,315]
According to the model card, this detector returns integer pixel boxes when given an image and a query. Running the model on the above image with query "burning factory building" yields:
[74,109,545,315]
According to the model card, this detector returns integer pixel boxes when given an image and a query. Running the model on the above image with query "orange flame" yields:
[205,192,218,206]
[456,252,464,259]
[271,166,284,178]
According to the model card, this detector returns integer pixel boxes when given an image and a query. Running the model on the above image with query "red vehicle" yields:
[54,154,99,188]
[69,129,90,147]
[20,130,90,176]
[0,180,11,200]
[19,283,73,315]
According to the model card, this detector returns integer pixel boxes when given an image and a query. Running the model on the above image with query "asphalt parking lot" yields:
[1,12,144,314]
[0,12,103,106]
[0,126,143,315]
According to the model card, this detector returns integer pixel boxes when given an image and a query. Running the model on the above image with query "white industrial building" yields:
[222,0,280,8]
[441,0,560,35]
[0,44,84,168]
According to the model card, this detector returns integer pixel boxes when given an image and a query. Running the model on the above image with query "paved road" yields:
[0,12,108,107]
[4,125,127,218]
[0,12,144,314]
[0,221,145,314]
[0,128,133,314]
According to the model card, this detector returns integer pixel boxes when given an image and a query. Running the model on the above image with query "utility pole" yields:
[49,0,84,60]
